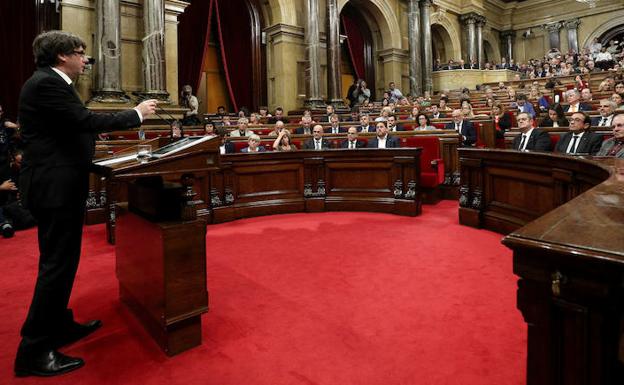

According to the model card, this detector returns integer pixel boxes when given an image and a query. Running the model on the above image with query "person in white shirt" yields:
[388,82,403,103]
[229,117,254,137]
[591,100,616,127]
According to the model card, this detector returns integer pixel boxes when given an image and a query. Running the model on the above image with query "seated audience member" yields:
[430,104,446,119]
[512,112,551,152]
[612,92,624,110]
[358,113,374,133]
[272,130,297,152]
[221,115,232,126]
[375,107,393,122]
[388,82,403,103]
[598,76,615,92]
[516,94,537,118]
[438,96,451,112]
[564,89,592,112]
[327,114,345,134]
[367,121,400,149]
[229,117,254,137]
[216,105,227,116]
[0,150,35,238]
[248,112,261,125]
[387,115,404,132]
[592,100,617,127]
[409,106,420,121]
[237,106,250,118]
[0,105,18,167]
[491,102,511,138]
[258,106,271,118]
[324,105,335,122]
[268,107,288,124]
[295,116,314,135]
[268,120,286,137]
[540,104,569,128]
[180,85,201,126]
[555,112,602,155]
[485,97,495,109]
[581,88,593,103]
[596,114,624,157]
[346,108,360,122]
[216,127,235,154]
[616,82,624,96]
[241,134,266,153]
[415,114,437,131]
[170,120,184,140]
[445,109,476,146]
[341,126,366,149]
[303,125,331,150]
[204,120,215,136]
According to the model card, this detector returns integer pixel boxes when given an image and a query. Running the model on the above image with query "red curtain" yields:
[178,0,256,113]
[0,1,37,120]
[341,14,365,81]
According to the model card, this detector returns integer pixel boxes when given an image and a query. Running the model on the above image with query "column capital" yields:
[564,19,581,30]
[543,22,562,34]
[460,12,481,25]
[501,30,516,39]
[419,0,434,7]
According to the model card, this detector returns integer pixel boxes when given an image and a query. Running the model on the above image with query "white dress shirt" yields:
[518,128,535,151]
[565,131,584,153]
[376,136,388,148]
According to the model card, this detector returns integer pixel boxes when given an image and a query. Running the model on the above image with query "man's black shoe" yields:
[1,223,14,238]
[55,320,103,348]
[14,349,84,377]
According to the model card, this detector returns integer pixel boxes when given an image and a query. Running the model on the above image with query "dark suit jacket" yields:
[357,125,374,133]
[539,117,569,128]
[326,126,347,134]
[431,113,446,119]
[591,115,614,127]
[18,67,141,209]
[511,129,552,152]
[554,131,603,155]
[366,135,401,148]
[295,126,313,135]
[341,139,365,149]
[445,120,477,146]
[223,141,235,154]
[303,138,331,150]
[563,103,592,112]
[389,124,405,132]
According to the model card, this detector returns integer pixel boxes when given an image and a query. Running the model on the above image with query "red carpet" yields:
[0,200,526,384]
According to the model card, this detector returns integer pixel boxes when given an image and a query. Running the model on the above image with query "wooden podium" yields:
[93,136,220,356]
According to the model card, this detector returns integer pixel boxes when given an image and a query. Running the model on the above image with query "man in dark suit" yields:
[563,89,592,113]
[591,99,616,127]
[367,121,401,148]
[216,127,235,154]
[357,113,374,133]
[555,112,603,155]
[14,31,157,377]
[512,112,552,152]
[387,115,405,132]
[326,114,346,134]
[303,125,331,150]
[295,116,313,135]
[430,104,446,120]
[445,109,476,146]
[341,126,366,149]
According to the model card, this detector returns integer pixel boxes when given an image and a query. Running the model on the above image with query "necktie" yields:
[519,134,527,150]
[315,140,320,150]
[571,105,577,113]
[600,117,607,126]
[569,135,579,154]
[350,141,354,149]
[455,124,459,132]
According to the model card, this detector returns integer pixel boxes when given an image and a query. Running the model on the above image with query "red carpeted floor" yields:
[0,200,526,385]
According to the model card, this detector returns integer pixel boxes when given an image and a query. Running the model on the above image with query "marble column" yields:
[140,0,169,100]
[501,30,515,62]
[565,19,581,53]
[326,0,345,108]
[476,16,486,69]
[544,22,562,51]
[91,0,129,103]
[460,13,478,64]
[420,0,433,94]
[407,0,422,97]
[304,0,325,108]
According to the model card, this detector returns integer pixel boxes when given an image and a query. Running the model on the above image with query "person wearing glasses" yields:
[14,31,158,377]
[555,112,602,155]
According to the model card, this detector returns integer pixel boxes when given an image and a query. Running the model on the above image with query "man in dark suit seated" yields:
[341,126,365,149]
[591,99,616,127]
[367,121,401,148]
[216,127,235,154]
[295,116,313,135]
[303,125,331,150]
[445,109,476,146]
[555,112,602,155]
[14,30,158,377]
[563,89,592,113]
[387,115,404,132]
[326,114,346,134]
[430,104,446,119]
[357,113,374,133]
[512,112,552,152]
[268,107,288,124]
[596,114,624,157]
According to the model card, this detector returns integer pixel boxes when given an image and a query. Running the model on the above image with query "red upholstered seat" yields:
[474,123,485,148]
[233,141,247,153]
[399,136,444,188]
[432,122,445,130]
[550,134,560,149]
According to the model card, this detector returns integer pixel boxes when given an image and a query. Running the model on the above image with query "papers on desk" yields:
[95,154,139,166]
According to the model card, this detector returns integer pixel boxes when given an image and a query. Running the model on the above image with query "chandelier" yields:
[576,0,597,7]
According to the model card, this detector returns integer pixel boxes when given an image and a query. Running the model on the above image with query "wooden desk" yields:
[458,148,624,384]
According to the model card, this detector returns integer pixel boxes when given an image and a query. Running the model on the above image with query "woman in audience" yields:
[491,102,511,139]
[540,104,568,128]
[272,130,297,152]
[409,106,420,120]
[485,97,495,108]
[170,120,184,140]
[575,75,590,90]
[507,87,518,108]
[612,92,624,110]
[241,134,266,153]
[249,113,261,125]
[204,120,215,136]
[415,113,437,131]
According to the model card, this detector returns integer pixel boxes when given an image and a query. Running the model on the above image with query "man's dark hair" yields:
[33,30,86,68]
[575,112,592,127]
[517,93,528,101]
[216,127,228,137]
